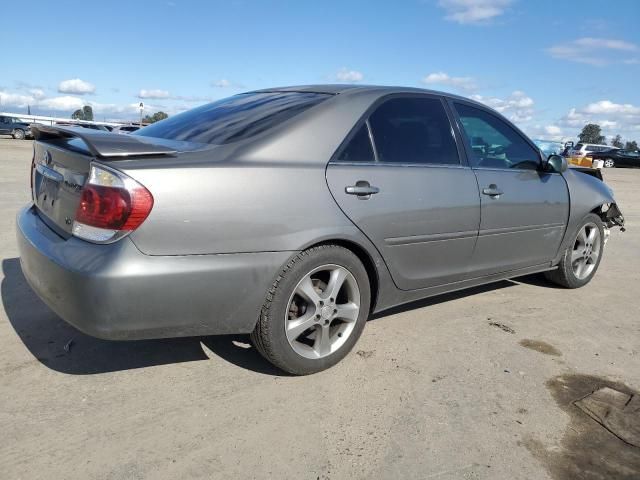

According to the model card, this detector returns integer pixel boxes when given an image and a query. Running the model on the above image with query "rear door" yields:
[450,100,569,276]
[326,95,480,290]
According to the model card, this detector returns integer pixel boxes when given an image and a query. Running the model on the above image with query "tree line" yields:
[578,123,637,151]
[70,105,168,124]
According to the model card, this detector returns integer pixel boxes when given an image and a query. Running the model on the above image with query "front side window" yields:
[367,97,459,165]
[135,92,330,145]
[454,103,540,170]
[337,123,375,162]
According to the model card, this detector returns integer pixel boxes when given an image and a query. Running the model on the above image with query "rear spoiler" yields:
[30,124,176,158]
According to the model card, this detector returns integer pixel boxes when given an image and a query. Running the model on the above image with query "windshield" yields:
[135,92,331,145]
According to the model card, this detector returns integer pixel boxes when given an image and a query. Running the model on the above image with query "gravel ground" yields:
[1,137,638,480]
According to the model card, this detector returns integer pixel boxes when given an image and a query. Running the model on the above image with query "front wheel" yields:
[251,245,371,375]
[603,158,615,168]
[544,214,604,288]
[12,129,25,140]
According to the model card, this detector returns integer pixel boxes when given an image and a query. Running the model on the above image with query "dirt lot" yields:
[1,137,638,480]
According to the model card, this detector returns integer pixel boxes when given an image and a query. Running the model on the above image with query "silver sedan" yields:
[17,85,625,374]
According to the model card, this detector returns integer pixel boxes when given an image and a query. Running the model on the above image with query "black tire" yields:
[251,245,371,375]
[544,213,605,288]
[12,129,25,140]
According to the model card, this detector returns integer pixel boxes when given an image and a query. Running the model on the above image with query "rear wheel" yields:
[12,129,25,140]
[603,158,615,168]
[544,214,604,288]
[251,245,371,375]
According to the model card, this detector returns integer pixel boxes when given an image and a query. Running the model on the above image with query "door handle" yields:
[345,181,380,198]
[482,184,503,197]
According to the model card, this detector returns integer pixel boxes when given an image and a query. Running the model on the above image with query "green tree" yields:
[142,111,168,124]
[70,105,94,121]
[610,134,624,148]
[82,105,94,121]
[625,140,638,151]
[578,124,605,144]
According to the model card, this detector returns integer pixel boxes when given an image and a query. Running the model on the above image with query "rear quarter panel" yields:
[122,162,358,255]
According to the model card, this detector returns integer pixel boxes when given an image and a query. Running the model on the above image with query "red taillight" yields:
[76,185,152,230]
[73,164,153,243]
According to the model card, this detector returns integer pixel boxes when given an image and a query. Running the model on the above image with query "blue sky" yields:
[2,0,639,142]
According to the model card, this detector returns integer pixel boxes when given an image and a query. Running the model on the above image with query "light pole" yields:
[139,102,144,127]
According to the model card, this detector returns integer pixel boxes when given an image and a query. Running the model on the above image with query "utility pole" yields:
[139,102,144,127]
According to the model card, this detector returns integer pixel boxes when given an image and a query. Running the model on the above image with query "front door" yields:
[451,101,570,276]
[326,95,480,290]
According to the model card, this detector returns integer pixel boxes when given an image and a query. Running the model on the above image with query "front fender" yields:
[553,169,624,263]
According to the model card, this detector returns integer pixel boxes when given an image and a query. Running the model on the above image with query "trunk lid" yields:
[32,140,91,237]
[30,125,180,237]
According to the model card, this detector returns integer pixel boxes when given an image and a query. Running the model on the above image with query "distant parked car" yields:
[112,125,140,134]
[588,149,640,168]
[0,115,32,140]
[569,143,615,160]
[18,85,626,374]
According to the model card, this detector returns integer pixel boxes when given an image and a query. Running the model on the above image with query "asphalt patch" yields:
[525,374,640,480]
[519,339,562,356]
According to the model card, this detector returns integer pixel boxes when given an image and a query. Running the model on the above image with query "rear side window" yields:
[574,143,584,150]
[135,92,330,145]
[454,102,540,170]
[337,123,375,162]
[367,97,459,165]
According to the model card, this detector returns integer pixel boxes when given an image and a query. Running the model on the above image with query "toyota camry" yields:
[17,85,625,374]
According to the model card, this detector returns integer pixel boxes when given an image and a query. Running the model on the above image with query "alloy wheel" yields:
[604,158,615,168]
[285,264,361,359]
[571,222,601,280]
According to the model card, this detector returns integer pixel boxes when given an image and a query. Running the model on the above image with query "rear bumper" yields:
[16,205,291,340]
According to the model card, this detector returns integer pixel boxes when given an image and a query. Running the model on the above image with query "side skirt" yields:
[372,263,555,316]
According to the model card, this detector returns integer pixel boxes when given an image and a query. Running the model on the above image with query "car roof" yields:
[247,84,473,102]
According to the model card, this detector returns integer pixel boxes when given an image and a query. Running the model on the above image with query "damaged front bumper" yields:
[603,203,625,231]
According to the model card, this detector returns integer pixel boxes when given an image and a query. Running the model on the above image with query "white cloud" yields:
[547,37,639,66]
[0,91,35,108]
[437,0,512,25]
[138,89,171,99]
[525,124,569,142]
[582,100,640,116]
[422,71,477,92]
[555,99,640,140]
[213,79,232,88]
[39,95,85,111]
[471,90,535,122]
[335,68,364,83]
[58,78,96,95]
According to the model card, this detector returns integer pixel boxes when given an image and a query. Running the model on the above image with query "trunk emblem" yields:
[42,150,52,165]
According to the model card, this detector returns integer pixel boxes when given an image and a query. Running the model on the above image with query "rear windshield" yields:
[135,92,331,145]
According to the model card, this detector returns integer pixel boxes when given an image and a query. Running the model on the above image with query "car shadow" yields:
[1,257,285,376]
[2,257,553,376]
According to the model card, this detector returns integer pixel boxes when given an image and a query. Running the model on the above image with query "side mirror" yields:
[544,154,568,173]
